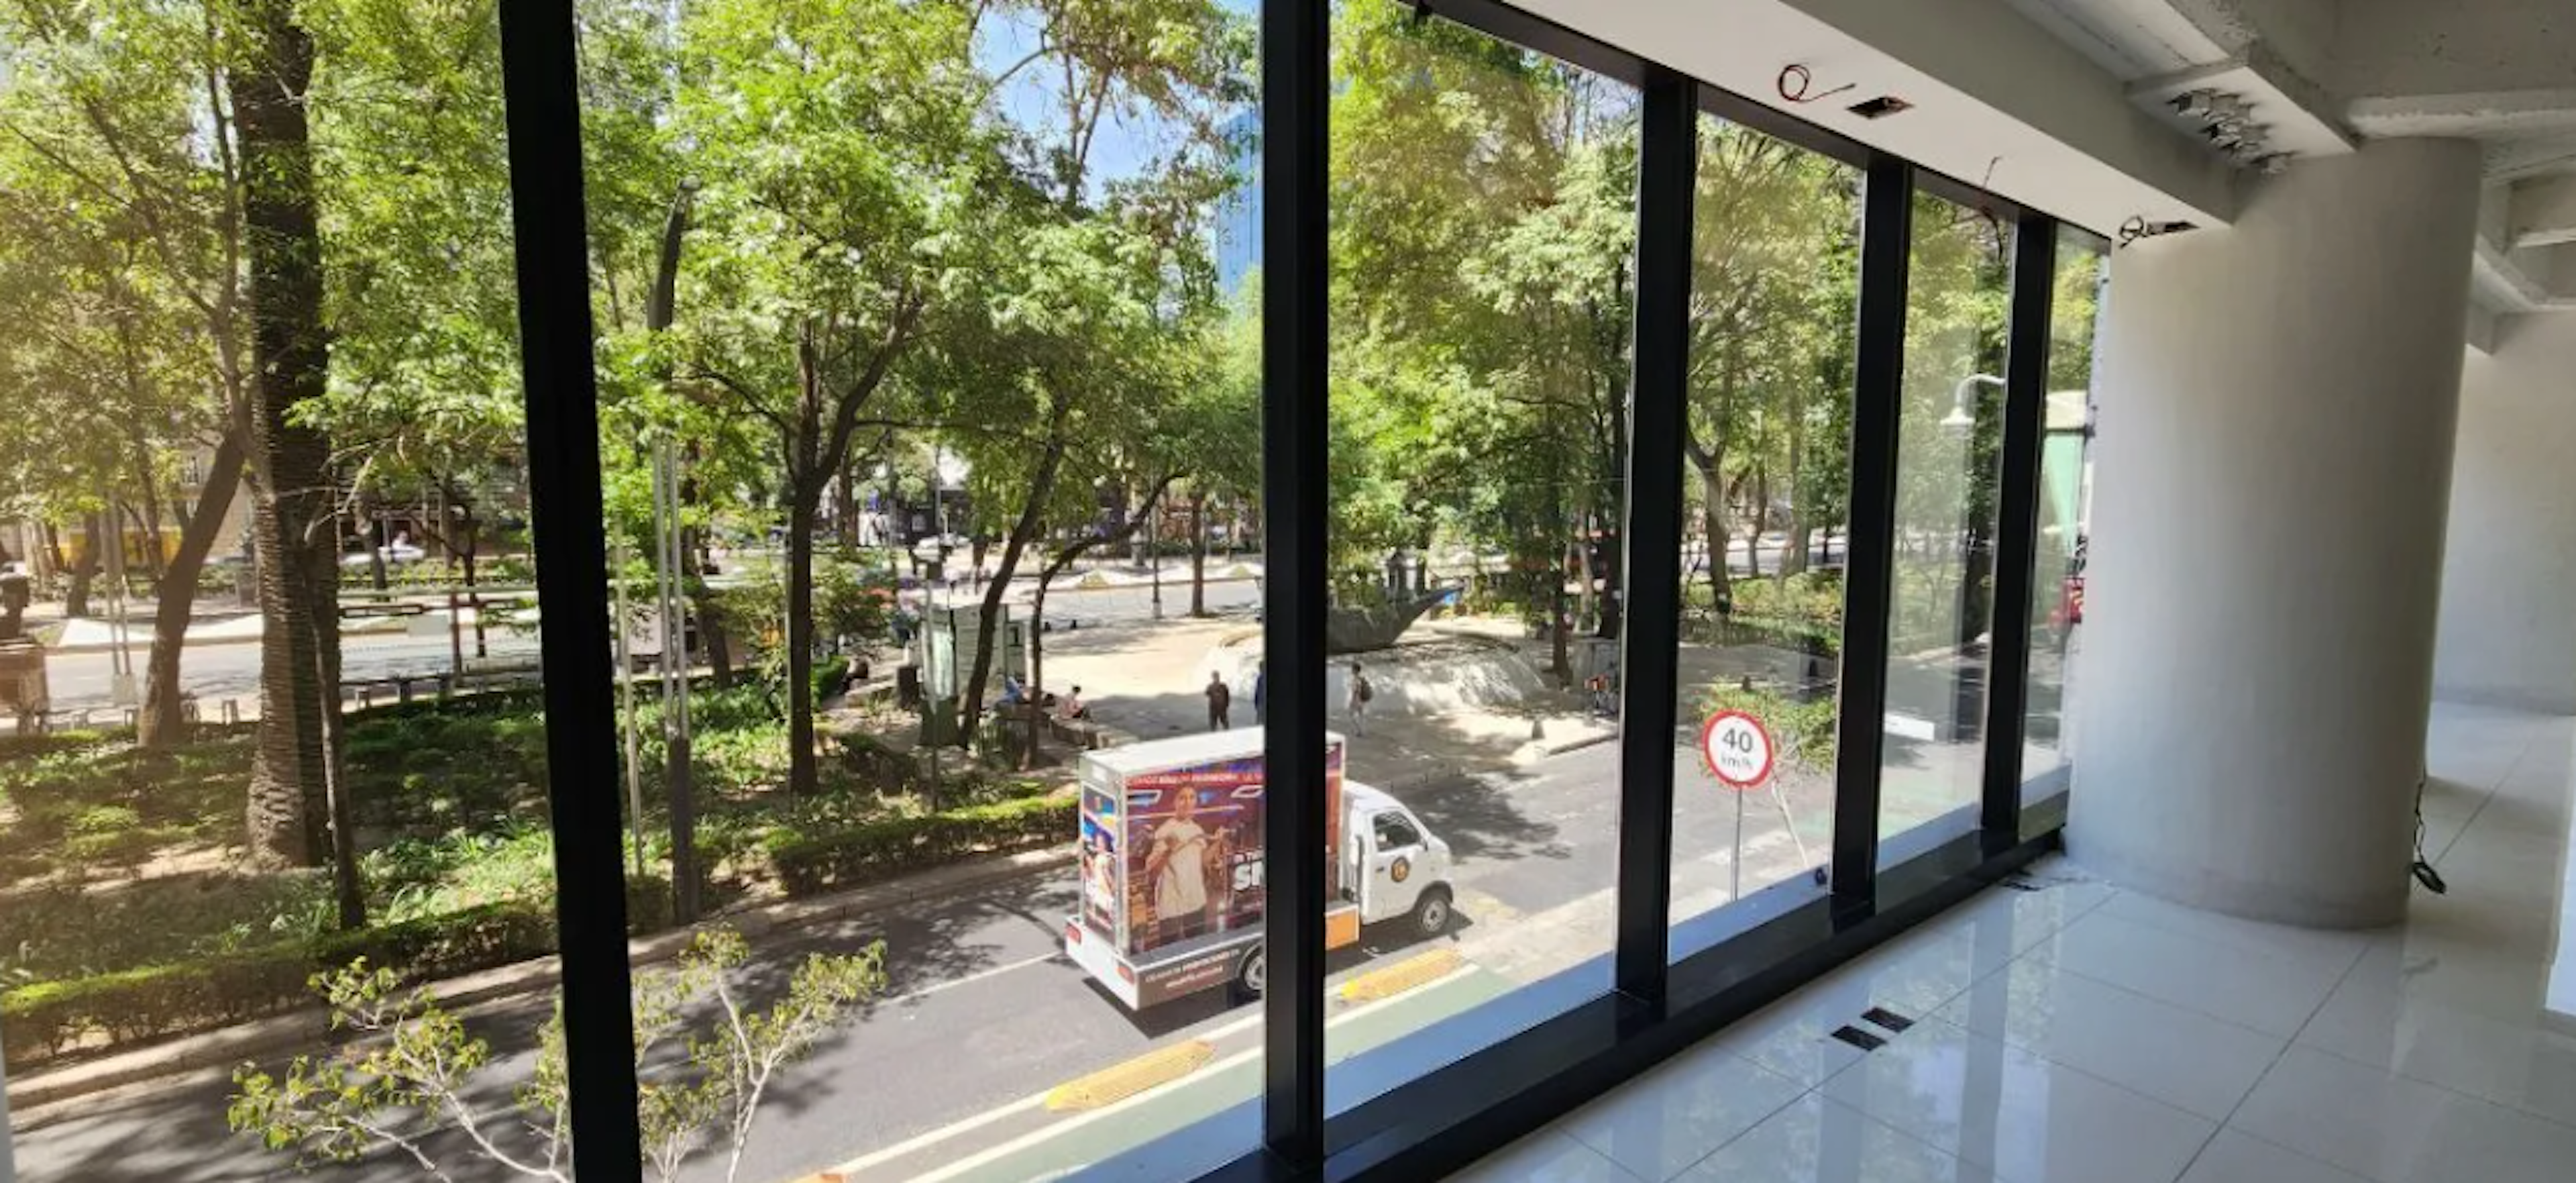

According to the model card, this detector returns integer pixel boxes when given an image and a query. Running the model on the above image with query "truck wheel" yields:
[1410,886,1454,939]
[1232,946,1268,1002]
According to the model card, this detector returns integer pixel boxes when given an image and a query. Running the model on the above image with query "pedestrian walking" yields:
[1251,662,1267,726]
[1346,661,1373,736]
[1205,671,1232,731]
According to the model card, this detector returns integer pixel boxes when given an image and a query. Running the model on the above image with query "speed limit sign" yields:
[1700,710,1774,790]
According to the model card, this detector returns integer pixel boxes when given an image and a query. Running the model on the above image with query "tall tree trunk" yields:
[38,521,64,588]
[785,493,819,797]
[961,395,1071,741]
[1697,462,1731,609]
[1745,460,1768,580]
[142,435,246,748]
[1566,533,1587,633]
[1780,387,1810,579]
[127,468,170,591]
[1550,554,1571,686]
[1189,498,1208,617]
[232,0,337,870]
[66,514,101,618]
[837,464,859,548]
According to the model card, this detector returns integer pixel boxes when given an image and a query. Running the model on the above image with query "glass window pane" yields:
[2023,232,2109,803]
[576,0,1263,1178]
[1669,119,1858,950]
[3,3,575,1177]
[1878,198,2013,853]
[1322,0,1633,1113]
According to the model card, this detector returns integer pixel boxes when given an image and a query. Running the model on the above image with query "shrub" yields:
[1,901,557,1069]
[812,654,851,705]
[1699,680,1838,770]
[767,794,1074,896]
[0,875,333,986]
[1,879,674,1070]
[365,825,561,923]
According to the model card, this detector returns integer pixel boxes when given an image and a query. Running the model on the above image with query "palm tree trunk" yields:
[232,0,335,870]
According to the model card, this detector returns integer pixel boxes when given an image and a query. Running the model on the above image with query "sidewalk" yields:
[46,610,421,654]
[1028,614,1615,788]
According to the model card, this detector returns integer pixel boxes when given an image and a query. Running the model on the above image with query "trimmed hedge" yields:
[769,794,1075,896]
[1,901,555,1070]
[1,869,667,1072]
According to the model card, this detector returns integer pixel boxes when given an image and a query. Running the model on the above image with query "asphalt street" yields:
[34,531,1829,717]
[6,729,1870,1183]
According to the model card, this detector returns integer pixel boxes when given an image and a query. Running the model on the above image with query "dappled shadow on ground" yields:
[1407,770,1570,865]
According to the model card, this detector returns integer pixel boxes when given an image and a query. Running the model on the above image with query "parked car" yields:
[340,542,427,568]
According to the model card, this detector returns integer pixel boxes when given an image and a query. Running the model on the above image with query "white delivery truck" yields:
[1063,729,1454,1009]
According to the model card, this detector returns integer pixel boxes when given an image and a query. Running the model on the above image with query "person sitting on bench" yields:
[1057,686,1089,721]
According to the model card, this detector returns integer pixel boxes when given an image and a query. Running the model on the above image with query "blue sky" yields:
[974,0,1256,193]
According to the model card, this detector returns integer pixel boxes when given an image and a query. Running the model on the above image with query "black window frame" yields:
[482,0,2084,1178]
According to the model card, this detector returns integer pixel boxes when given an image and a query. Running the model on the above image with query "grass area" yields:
[0,681,1066,1066]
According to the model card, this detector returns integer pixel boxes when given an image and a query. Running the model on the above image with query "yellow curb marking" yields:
[1338,948,1464,1005]
[1042,1039,1216,1113]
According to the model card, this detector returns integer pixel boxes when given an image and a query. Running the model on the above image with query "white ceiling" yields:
[1509,0,2239,234]
[1509,0,2576,324]
[2008,0,2576,317]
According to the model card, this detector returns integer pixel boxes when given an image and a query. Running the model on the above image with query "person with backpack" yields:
[1346,662,1373,736]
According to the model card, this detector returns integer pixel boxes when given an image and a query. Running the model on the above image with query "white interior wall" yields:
[2434,315,2576,713]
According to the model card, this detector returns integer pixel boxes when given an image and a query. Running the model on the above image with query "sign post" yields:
[1701,710,1775,903]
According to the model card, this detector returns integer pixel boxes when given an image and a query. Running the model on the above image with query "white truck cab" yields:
[1342,780,1456,937]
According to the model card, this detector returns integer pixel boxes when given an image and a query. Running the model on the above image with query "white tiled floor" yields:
[1448,703,2576,1183]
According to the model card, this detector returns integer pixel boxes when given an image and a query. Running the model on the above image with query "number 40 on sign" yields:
[1699,710,1775,790]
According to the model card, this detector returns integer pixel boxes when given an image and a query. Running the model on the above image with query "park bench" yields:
[455,654,544,693]
[344,673,453,709]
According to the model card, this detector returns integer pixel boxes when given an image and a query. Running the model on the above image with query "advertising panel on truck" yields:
[1120,744,1344,957]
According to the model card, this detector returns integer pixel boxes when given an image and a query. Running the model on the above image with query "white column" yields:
[2068,138,2483,927]
[2434,315,2576,712]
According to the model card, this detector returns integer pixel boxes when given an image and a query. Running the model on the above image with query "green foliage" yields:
[362,825,559,923]
[812,655,852,707]
[0,874,335,986]
[1699,681,1837,772]
[768,794,1074,896]
[0,731,250,880]
[227,927,887,1183]
[3,901,557,1068]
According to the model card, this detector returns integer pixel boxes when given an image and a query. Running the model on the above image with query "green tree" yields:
[1327,0,1638,677]
[0,0,254,750]
[1682,125,1853,603]
[303,0,526,600]
[939,0,1246,740]
[670,0,993,796]
[229,929,887,1183]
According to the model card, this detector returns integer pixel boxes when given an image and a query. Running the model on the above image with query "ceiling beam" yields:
[2510,176,2576,248]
